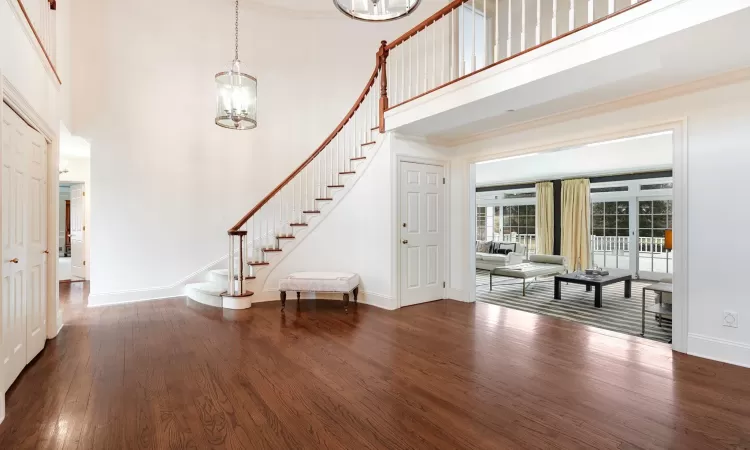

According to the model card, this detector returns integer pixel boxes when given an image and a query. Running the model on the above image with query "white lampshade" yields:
[215,60,257,130]
[333,0,421,21]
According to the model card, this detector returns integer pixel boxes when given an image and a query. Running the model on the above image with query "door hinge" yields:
[443,177,446,184]
[83,261,86,266]
[83,226,86,231]
[83,192,86,196]
[443,281,446,288]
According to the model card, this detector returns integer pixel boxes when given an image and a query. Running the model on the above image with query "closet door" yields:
[26,126,47,362]
[2,103,29,391]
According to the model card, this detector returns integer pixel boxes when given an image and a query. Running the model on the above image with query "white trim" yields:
[393,153,451,309]
[87,286,185,307]
[466,119,688,352]
[1,75,54,142]
[687,333,750,369]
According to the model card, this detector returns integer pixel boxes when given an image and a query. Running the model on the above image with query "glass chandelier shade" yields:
[215,60,257,130]
[333,0,422,22]
[215,0,257,130]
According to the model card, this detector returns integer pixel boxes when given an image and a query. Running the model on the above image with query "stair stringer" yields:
[184,132,387,309]
[245,132,388,304]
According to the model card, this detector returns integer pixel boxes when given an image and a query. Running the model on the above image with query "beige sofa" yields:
[476,242,527,270]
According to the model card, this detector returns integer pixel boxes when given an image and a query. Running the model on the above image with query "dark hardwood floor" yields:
[1,283,749,449]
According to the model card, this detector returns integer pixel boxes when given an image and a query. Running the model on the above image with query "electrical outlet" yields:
[723,311,739,328]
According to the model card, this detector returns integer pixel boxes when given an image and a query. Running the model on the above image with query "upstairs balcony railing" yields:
[226,0,653,296]
[17,0,60,83]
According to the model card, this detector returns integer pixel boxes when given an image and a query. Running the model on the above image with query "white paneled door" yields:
[399,161,445,307]
[70,184,85,280]
[1,103,48,391]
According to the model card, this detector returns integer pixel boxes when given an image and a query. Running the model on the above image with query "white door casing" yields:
[2,104,28,391]
[70,184,84,280]
[399,161,445,307]
[26,127,47,363]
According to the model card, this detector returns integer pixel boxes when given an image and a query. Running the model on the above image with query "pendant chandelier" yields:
[333,0,422,22]
[215,0,257,130]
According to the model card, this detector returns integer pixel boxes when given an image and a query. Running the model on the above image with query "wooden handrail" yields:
[17,0,61,85]
[229,63,381,233]
[385,0,468,51]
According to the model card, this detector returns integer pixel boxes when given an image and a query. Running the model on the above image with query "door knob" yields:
[8,258,18,264]
[402,240,408,244]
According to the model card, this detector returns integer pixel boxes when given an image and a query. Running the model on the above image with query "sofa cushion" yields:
[477,241,491,253]
[529,254,567,266]
[279,272,360,292]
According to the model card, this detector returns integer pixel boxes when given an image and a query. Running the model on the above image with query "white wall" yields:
[70,0,438,300]
[475,132,673,186]
[449,77,750,367]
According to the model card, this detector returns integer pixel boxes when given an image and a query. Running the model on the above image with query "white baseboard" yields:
[87,286,184,307]
[252,289,397,310]
[446,288,470,302]
[687,333,750,368]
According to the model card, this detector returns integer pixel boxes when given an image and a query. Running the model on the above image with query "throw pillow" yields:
[498,243,516,253]
[478,241,491,253]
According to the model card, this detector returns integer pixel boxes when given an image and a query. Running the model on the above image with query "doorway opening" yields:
[473,130,675,343]
[58,182,85,282]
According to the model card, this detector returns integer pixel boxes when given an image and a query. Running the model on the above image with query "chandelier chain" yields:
[234,0,239,62]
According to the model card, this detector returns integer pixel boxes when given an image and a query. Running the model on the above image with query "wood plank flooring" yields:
[1,283,749,449]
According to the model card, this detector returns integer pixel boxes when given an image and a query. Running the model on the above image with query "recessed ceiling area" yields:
[241,0,445,15]
[476,131,673,187]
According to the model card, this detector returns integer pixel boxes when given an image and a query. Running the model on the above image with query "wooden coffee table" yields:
[554,270,632,308]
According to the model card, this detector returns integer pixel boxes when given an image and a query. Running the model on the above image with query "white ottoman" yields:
[279,272,360,311]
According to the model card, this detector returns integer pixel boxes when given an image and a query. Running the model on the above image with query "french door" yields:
[636,197,673,280]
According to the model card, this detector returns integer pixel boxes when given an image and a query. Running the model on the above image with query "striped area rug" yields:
[476,270,672,343]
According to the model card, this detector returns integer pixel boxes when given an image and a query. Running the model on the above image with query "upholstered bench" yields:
[279,272,360,312]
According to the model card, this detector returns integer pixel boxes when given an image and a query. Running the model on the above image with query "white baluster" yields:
[552,0,558,37]
[569,0,576,31]
[471,0,476,72]
[228,235,235,295]
[536,0,542,46]
[520,0,527,51]
[400,45,405,104]
[494,0,500,62]
[506,0,513,58]
[416,31,420,94]
[588,0,594,23]
[482,0,486,69]
[432,23,436,89]
[408,38,413,99]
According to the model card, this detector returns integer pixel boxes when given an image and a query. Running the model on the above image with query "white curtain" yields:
[535,182,554,255]
[561,179,591,271]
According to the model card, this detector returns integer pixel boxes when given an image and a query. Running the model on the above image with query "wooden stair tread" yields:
[350,157,366,161]
[290,223,309,227]
[302,210,321,214]
[277,236,295,239]
[315,198,333,201]
[328,185,345,188]
[339,171,356,175]
[361,141,376,146]
[247,261,270,266]
[370,126,379,131]
[262,248,282,252]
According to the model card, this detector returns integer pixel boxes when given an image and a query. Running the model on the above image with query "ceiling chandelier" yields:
[333,0,422,22]
[215,0,257,130]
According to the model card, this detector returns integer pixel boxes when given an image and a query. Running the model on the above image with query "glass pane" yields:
[639,215,652,228]
[668,216,673,228]
[605,215,616,228]
[503,206,511,215]
[617,215,629,229]
[511,205,519,215]
[639,201,652,214]
[518,216,527,227]
[528,216,536,228]
[518,205,527,215]
[593,228,604,236]
[494,206,501,216]
[617,202,629,214]
[653,229,666,239]
[605,202,616,214]
[653,200,668,214]
[592,202,604,214]
[639,229,652,238]
[653,215,667,229]
[510,216,519,226]
[605,228,617,237]
[528,205,536,215]
[617,228,629,237]
[593,216,604,228]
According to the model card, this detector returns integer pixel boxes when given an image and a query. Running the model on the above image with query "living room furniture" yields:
[554,269,631,308]
[641,282,673,338]
[476,242,527,270]
[489,254,567,296]
[279,272,360,312]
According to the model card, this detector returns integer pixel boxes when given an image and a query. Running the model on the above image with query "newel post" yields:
[378,40,389,133]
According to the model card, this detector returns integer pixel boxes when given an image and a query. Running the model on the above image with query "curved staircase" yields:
[185,49,388,309]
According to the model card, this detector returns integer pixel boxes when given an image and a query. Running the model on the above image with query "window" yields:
[591,186,628,193]
[476,207,487,240]
[591,201,629,238]
[640,182,673,191]
[638,199,673,274]
[503,192,536,199]
[502,204,536,237]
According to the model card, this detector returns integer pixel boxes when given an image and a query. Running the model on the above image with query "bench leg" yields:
[490,273,493,291]
[280,291,286,311]
[353,287,359,304]
[343,292,350,313]
[296,291,301,310]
